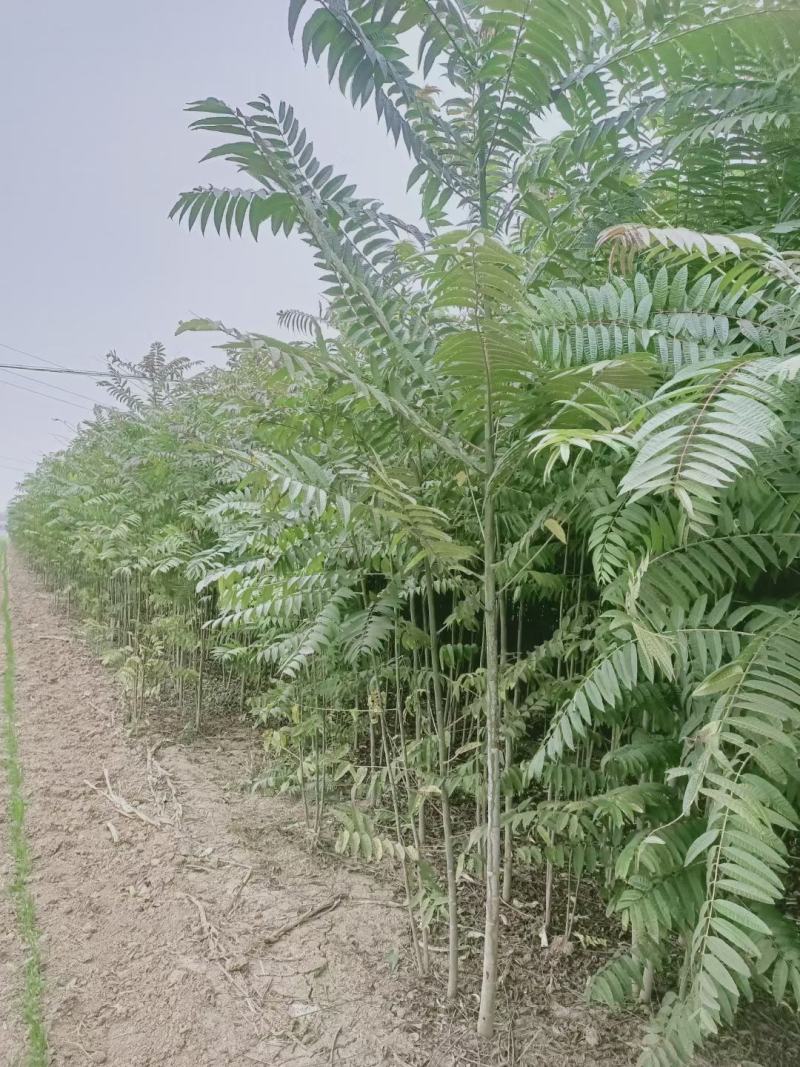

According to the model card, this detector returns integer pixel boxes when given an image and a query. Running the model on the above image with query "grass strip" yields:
[1,543,48,1063]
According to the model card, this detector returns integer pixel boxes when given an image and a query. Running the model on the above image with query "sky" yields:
[0,1,417,506]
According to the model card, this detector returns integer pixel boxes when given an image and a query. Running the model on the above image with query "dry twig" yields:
[85,769,171,827]
[329,1025,343,1065]
[263,896,343,946]
[226,866,253,916]
[146,743,183,825]
[182,892,223,955]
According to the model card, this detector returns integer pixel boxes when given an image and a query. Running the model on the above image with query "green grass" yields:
[1,542,48,1064]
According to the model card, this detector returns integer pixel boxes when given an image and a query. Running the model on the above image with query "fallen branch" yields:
[347,896,405,909]
[146,744,183,826]
[226,866,253,916]
[182,893,223,956]
[329,1024,343,1065]
[85,769,171,828]
[181,895,264,1036]
[215,959,261,1021]
[263,896,344,946]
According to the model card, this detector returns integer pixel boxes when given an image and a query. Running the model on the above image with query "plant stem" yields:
[425,562,459,1000]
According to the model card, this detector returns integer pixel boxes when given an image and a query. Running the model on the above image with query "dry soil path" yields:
[1,553,426,1066]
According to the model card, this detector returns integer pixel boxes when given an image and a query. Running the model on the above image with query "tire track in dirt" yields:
[6,551,429,1067]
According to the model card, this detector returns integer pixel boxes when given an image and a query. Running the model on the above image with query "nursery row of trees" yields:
[10,2,800,1062]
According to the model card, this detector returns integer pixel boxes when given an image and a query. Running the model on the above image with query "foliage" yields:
[10,2,800,1061]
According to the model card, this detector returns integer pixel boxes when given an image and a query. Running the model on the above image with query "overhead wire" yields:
[0,339,77,370]
[0,366,99,404]
[0,339,148,379]
[0,376,94,412]
[0,362,145,380]
[0,362,114,377]
[0,340,103,411]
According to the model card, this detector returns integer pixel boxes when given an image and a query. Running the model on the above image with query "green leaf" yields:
[684,829,719,866]
[694,662,744,697]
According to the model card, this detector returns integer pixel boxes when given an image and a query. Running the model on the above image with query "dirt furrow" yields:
[6,552,426,1067]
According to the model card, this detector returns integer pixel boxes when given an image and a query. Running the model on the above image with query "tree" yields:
[11,2,800,1061]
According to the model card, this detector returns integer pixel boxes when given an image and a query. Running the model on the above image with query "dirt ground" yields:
[2,551,799,1067]
[2,554,432,1066]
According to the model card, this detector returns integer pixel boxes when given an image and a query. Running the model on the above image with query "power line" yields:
[0,338,152,381]
[0,339,73,371]
[0,376,94,412]
[0,362,115,378]
[0,366,99,404]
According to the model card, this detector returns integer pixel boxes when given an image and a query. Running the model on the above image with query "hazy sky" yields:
[0,2,416,506]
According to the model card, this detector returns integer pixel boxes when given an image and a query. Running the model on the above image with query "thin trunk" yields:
[500,595,512,904]
[409,592,427,847]
[544,856,554,932]
[376,685,424,976]
[195,625,204,731]
[314,670,326,841]
[393,619,430,973]
[368,717,377,791]
[299,744,310,829]
[478,407,501,1039]
[638,704,655,1003]
[425,562,459,1001]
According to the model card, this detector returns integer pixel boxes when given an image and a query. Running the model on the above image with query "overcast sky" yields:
[0,1,417,506]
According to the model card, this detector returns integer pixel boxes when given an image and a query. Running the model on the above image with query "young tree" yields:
[12,3,800,1061]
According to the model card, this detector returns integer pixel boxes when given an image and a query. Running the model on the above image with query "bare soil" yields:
[3,554,425,1066]
[2,551,799,1067]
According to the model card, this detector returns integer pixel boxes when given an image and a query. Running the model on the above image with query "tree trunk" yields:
[477,417,501,1039]
[425,563,459,1000]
